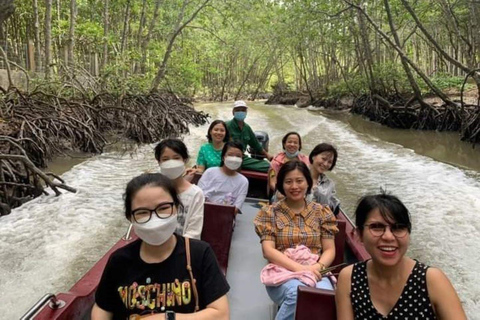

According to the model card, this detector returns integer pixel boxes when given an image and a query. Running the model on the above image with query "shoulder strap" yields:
[185,237,200,312]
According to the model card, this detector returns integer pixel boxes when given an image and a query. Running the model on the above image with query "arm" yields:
[91,304,113,320]
[232,177,248,210]
[427,268,466,319]
[143,295,229,320]
[335,266,355,320]
[262,149,273,161]
[268,168,276,191]
[183,188,205,239]
[318,238,335,268]
[196,165,206,174]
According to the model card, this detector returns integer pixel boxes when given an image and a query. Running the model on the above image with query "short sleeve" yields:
[183,186,205,239]
[95,255,119,312]
[320,206,338,239]
[200,244,230,306]
[197,145,207,166]
[254,205,276,242]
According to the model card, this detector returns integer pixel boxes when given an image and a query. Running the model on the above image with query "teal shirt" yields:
[196,143,222,169]
[226,119,263,153]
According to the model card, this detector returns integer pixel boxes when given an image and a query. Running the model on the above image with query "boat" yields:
[22,169,370,320]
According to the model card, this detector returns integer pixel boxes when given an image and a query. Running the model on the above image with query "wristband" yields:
[166,310,176,320]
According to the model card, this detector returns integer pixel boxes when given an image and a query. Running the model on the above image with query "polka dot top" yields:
[351,260,436,319]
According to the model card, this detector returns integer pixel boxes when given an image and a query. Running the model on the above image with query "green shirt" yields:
[196,143,222,169]
[226,119,263,153]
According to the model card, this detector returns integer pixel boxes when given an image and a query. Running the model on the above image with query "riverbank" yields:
[266,88,480,146]
[0,89,208,216]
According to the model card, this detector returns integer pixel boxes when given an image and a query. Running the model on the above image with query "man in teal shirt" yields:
[226,100,272,172]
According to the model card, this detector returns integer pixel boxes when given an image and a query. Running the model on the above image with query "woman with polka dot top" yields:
[196,120,230,174]
[336,193,466,320]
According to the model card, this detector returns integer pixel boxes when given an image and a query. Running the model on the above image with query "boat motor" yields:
[248,131,269,160]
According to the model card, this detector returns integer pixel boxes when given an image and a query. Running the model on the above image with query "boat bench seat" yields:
[201,202,235,275]
[293,219,346,320]
[295,286,336,320]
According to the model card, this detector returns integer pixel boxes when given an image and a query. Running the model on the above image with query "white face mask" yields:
[133,214,177,246]
[224,156,242,170]
[160,159,185,180]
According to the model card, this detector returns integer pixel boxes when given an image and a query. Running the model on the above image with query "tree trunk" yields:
[32,0,42,72]
[384,0,423,102]
[0,0,15,40]
[140,0,163,73]
[44,0,53,79]
[120,0,131,54]
[151,0,211,91]
[102,0,109,70]
[67,0,76,67]
[400,0,479,83]
[346,1,456,107]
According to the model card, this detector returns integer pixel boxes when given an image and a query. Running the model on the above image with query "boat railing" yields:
[20,294,66,320]
[122,223,133,240]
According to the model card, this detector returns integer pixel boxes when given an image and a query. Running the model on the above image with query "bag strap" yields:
[185,237,200,312]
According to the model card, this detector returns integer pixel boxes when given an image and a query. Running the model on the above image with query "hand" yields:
[302,263,322,281]
[266,153,273,161]
[184,167,197,182]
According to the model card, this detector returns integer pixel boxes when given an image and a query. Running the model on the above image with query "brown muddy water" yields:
[1,101,479,319]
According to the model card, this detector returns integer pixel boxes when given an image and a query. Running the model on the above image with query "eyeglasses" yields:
[131,202,175,224]
[364,222,409,238]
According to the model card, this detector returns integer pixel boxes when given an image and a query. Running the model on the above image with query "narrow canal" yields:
[1,101,479,319]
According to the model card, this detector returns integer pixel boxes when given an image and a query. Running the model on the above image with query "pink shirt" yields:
[270,152,310,175]
[260,245,319,287]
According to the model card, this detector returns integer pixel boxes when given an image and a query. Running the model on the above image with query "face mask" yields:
[234,111,247,121]
[133,214,177,246]
[224,156,242,170]
[285,150,299,159]
[160,159,185,180]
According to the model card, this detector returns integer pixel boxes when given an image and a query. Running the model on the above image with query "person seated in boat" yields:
[198,141,249,214]
[226,100,273,172]
[269,131,310,194]
[336,193,466,320]
[195,120,230,174]
[91,173,230,320]
[308,143,340,215]
[155,138,204,239]
[254,160,338,320]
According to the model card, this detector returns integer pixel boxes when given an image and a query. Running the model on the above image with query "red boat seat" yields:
[294,286,336,320]
[201,202,235,275]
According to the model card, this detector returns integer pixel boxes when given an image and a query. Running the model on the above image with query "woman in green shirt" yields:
[196,120,230,173]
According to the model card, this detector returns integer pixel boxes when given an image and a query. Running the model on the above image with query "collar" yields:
[278,199,311,218]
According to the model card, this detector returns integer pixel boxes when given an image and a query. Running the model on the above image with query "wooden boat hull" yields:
[26,170,369,320]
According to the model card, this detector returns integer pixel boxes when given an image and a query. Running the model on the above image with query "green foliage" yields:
[429,73,473,92]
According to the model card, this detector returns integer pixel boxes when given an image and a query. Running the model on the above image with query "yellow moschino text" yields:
[118,279,192,310]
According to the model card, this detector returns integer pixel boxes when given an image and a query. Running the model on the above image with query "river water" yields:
[1,101,479,319]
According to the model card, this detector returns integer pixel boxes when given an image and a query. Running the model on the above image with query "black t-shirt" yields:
[95,234,230,319]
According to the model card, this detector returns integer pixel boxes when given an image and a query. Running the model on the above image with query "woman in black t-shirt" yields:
[92,173,230,320]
